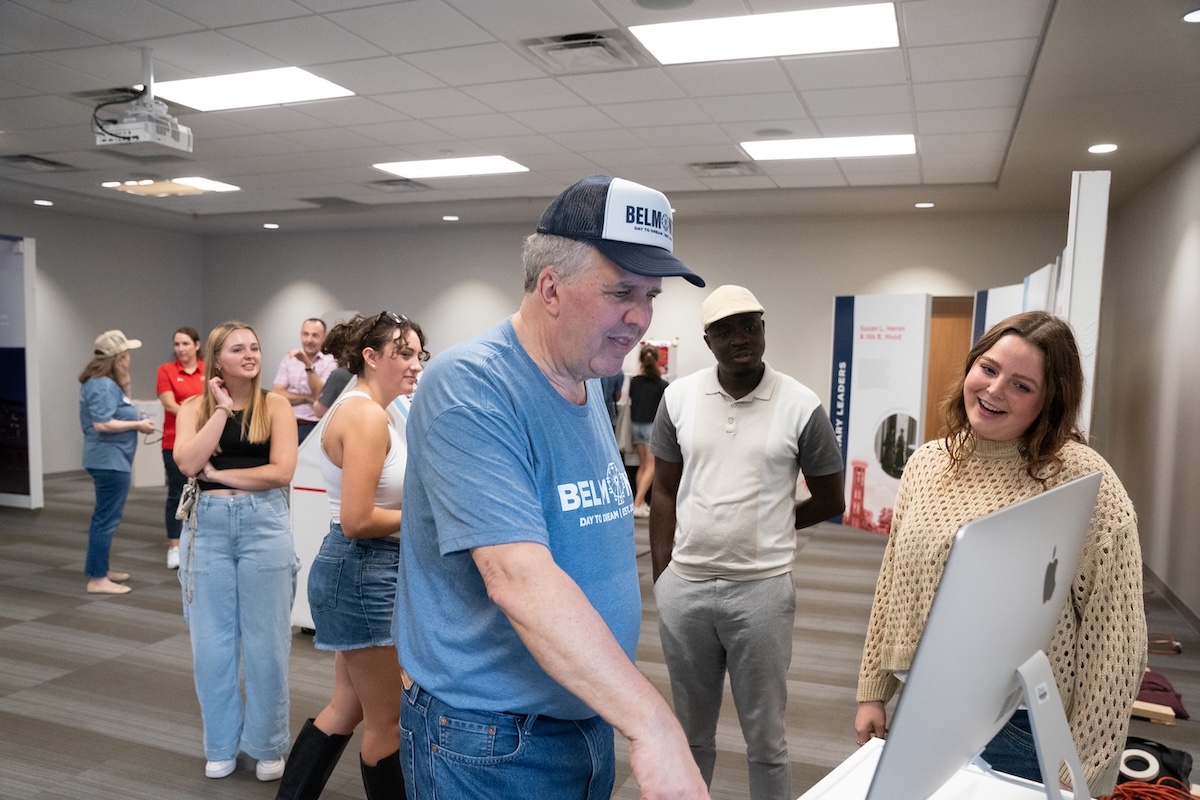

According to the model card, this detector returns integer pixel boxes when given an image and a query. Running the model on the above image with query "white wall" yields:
[202,211,1067,405]
[1096,141,1200,621]
[2,205,203,473]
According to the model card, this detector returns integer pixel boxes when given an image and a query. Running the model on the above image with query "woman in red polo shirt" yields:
[156,326,205,569]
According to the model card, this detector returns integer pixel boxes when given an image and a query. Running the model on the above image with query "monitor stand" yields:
[1011,650,1092,800]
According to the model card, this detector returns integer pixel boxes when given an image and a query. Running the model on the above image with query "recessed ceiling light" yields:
[154,67,353,112]
[102,177,241,197]
[1087,143,1118,154]
[629,3,898,65]
[1183,9,1200,22]
[263,223,280,230]
[742,134,915,160]
[914,202,935,209]
[34,199,53,207]
[443,215,460,222]
[372,156,529,179]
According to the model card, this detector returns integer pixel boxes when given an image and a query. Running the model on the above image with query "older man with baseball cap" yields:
[396,176,709,799]
[649,286,846,799]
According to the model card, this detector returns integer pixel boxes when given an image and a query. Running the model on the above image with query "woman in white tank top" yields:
[275,312,429,800]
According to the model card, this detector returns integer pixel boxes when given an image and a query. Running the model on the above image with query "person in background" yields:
[273,318,336,443]
[175,322,298,783]
[396,174,710,799]
[276,312,428,800]
[312,366,352,419]
[156,326,205,569]
[854,310,1146,796]
[600,369,624,431]
[78,329,156,595]
[629,344,667,518]
[650,285,845,799]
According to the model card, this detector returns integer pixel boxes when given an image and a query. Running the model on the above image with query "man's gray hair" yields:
[521,233,596,293]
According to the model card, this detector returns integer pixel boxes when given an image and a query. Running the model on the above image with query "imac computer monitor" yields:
[864,471,1103,800]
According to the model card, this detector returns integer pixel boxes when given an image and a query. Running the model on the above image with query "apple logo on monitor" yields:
[1043,547,1058,604]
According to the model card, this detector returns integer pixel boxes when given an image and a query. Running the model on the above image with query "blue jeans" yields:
[162,448,186,540]
[981,710,1042,784]
[85,468,131,578]
[308,524,399,650]
[400,683,614,800]
[180,490,298,761]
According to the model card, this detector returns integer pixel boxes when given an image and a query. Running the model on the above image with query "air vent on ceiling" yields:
[688,161,763,178]
[299,196,368,208]
[0,155,77,173]
[367,178,431,193]
[522,31,651,74]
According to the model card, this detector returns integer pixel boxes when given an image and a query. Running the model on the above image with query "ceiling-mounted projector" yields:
[95,95,193,154]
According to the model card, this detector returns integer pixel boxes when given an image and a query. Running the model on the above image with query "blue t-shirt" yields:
[79,376,138,471]
[396,318,640,719]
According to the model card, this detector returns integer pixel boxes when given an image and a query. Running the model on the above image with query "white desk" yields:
[800,739,1075,800]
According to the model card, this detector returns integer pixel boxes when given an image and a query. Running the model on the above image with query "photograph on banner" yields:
[829,293,930,534]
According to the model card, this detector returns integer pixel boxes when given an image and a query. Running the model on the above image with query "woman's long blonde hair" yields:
[195,322,272,444]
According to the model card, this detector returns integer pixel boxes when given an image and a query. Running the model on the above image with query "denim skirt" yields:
[308,523,399,651]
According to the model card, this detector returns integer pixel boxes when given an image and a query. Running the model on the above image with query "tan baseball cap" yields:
[93,329,143,356]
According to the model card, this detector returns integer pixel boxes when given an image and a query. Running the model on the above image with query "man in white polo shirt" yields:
[649,284,846,800]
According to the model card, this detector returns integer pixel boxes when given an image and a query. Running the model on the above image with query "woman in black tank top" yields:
[174,322,299,783]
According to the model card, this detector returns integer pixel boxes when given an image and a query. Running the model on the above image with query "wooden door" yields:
[924,297,974,443]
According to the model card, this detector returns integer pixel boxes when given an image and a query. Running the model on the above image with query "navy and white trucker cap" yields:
[536,174,705,287]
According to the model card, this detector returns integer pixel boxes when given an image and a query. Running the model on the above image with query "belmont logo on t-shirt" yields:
[557,462,632,525]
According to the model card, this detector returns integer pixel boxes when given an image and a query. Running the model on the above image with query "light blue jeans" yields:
[400,683,614,800]
[655,570,796,800]
[84,468,131,578]
[180,489,298,761]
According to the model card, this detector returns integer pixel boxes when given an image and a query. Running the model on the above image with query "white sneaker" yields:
[167,548,180,569]
[633,504,650,518]
[205,759,236,779]
[256,757,286,782]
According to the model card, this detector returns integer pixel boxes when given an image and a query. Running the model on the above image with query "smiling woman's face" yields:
[963,333,1046,442]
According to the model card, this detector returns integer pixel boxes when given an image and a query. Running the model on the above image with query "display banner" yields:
[829,293,930,533]
[0,235,42,509]
[972,283,1024,342]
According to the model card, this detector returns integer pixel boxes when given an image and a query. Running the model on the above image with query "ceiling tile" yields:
[902,0,1052,47]
[442,0,615,41]
[349,119,450,146]
[507,106,620,134]
[845,167,921,186]
[206,106,336,134]
[697,92,809,123]
[548,128,649,152]
[150,0,312,27]
[222,16,387,66]
[600,98,710,127]
[0,3,106,51]
[838,155,919,174]
[428,113,535,139]
[0,95,91,130]
[635,124,732,147]
[326,1,493,53]
[0,54,111,95]
[782,50,908,91]
[721,118,820,140]
[308,57,445,96]
[918,131,1009,155]
[131,31,287,77]
[802,85,911,118]
[462,79,587,113]
[277,127,383,150]
[916,107,1018,134]
[375,88,493,119]
[815,113,913,137]
[11,0,202,42]
[403,43,545,86]
[290,97,407,126]
[913,77,1025,112]
[558,69,685,105]
[665,61,793,98]
[909,39,1039,83]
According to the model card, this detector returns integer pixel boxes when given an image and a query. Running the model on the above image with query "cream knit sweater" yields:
[857,437,1147,795]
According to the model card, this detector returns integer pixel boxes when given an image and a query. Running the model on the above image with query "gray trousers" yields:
[654,569,795,800]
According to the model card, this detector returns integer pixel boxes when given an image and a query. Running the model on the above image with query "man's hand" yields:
[288,348,314,369]
[628,704,710,799]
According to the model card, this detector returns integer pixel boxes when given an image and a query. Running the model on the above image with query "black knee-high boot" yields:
[360,750,406,800]
[275,719,352,800]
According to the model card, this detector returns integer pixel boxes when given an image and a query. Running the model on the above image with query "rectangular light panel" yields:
[153,67,353,112]
[629,3,898,65]
[742,134,916,160]
[372,156,529,179]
